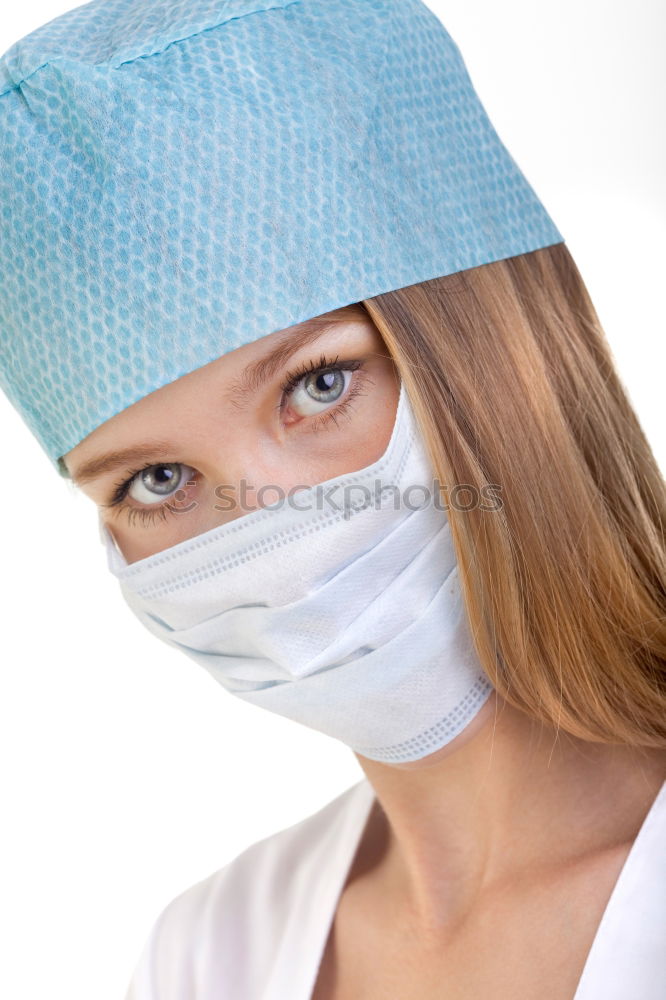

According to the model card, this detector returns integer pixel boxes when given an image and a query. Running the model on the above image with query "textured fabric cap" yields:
[0,0,564,475]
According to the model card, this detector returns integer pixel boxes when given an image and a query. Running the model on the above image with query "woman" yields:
[1,1,664,998]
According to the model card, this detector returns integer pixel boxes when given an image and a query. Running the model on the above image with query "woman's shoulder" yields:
[163,776,371,926]
[125,777,374,1000]
[573,778,666,1000]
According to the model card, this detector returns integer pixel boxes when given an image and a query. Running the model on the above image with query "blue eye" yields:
[127,462,195,506]
[287,367,351,415]
[280,354,363,416]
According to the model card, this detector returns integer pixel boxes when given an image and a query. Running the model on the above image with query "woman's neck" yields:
[353,693,666,933]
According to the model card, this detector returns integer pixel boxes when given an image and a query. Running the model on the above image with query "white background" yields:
[0,2,664,998]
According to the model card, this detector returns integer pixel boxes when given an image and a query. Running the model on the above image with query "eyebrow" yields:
[67,319,345,487]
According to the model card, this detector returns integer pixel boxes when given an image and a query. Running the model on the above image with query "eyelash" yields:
[103,354,367,527]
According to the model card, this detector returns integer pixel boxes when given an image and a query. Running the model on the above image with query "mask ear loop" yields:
[97,509,108,545]
[98,510,128,571]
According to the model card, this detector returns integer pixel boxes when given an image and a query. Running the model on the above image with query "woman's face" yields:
[63,306,400,565]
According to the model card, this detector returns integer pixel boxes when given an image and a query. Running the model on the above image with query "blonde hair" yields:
[359,242,666,748]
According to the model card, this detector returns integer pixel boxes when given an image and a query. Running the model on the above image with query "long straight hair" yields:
[359,242,665,748]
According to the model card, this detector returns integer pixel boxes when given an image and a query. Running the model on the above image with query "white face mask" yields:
[101,381,494,764]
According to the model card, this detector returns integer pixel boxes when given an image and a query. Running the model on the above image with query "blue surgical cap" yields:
[0,0,563,476]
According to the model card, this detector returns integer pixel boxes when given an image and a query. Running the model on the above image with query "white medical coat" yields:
[125,777,666,999]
